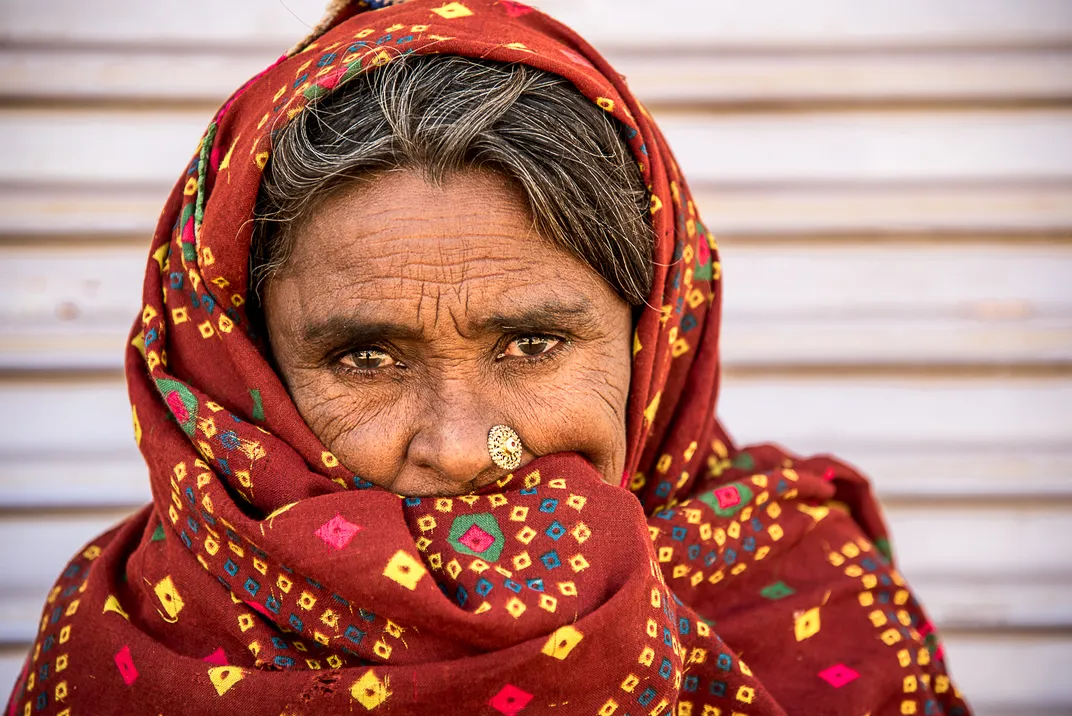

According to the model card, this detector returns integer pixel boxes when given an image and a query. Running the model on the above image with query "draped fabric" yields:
[7,2,970,714]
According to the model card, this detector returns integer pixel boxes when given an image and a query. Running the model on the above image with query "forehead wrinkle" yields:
[413,280,447,332]
[403,247,538,339]
[306,216,545,291]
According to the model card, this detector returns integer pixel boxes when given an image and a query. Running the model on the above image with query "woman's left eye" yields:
[500,335,562,359]
[339,348,396,371]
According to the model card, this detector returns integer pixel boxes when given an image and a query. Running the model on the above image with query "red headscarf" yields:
[7,2,970,714]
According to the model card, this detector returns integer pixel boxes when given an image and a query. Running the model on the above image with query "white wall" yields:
[1,1,1070,713]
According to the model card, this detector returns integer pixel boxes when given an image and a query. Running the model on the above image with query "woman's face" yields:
[263,168,634,496]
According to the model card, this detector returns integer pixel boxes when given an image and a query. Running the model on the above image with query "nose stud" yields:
[488,425,523,471]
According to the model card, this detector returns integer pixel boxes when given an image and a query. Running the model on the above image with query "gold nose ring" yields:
[488,425,523,471]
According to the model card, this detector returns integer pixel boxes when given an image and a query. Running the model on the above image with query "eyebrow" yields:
[301,316,425,349]
[299,299,600,349]
[475,299,600,335]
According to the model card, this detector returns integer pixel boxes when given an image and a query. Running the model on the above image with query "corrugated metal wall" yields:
[1,1,1070,713]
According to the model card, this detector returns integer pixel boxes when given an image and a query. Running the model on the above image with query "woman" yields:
[6,1,970,714]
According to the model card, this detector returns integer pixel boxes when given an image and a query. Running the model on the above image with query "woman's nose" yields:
[406,381,498,487]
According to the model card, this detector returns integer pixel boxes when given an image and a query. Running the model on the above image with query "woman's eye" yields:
[340,349,395,370]
[501,335,561,358]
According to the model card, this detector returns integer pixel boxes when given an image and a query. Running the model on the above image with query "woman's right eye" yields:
[339,349,396,371]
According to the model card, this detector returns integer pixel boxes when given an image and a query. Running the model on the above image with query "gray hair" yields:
[252,54,653,306]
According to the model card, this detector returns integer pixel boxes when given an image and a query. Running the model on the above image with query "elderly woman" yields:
[7,1,969,714]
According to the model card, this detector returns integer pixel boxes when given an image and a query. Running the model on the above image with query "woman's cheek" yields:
[316,389,417,482]
[288,372,398,452]
[511,360,628,470]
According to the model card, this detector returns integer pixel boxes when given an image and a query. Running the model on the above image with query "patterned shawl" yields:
[7,1,970,714]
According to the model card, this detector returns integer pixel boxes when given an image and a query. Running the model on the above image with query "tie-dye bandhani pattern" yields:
[6,1,970,714]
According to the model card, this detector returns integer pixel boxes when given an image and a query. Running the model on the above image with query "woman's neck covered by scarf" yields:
[6,1,970,714]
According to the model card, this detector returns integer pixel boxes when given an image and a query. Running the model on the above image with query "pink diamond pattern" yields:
[697,233,711,264]
[488,684,533,715]
[500,0,535,17]
[203,647,228,666]
[315,514,362,550]
[818,664,859,688]
[459,523,496,553]
[114,645,139,686]
[715,486,741,509]
[165,391,189,423]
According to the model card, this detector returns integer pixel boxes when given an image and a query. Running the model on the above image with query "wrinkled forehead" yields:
[264,168,618,339]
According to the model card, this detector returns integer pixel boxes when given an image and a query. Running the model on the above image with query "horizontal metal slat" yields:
[5,108,1071,187]
[1,377,1069,508]
[2,376,1067,458]
[2,243,1069,369]
[3,0,1070,49]
[5,445,1071,509]
[4,48,1070,104]
[0,626,1067,712]
[3,183,1070,239]
[0,507,1069,638]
